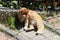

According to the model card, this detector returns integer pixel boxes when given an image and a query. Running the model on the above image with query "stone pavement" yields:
[0,24,60,40]
[19,28,60,40]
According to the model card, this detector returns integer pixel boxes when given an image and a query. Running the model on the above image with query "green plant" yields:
[0,28,4,32]
[38,13,46,20]
[8,16,15,29]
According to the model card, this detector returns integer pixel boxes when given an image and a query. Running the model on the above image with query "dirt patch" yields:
[0,31,17,40]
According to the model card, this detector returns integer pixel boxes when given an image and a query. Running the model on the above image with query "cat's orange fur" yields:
[18,8,44,35]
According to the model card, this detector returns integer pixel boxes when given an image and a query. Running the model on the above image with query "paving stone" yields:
[6,29,18,36]
[43,29,55,37]
[16,33,32,40]
[48,35,60,40]
[43,38,50,40]
[19,28,56,40]
[21,31,36,39]
[32,35,45,40]
[0,24,18,36]
[0,24,60,40]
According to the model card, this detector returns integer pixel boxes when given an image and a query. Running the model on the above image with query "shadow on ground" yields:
[14,14,25,30]
[14,14,38,32]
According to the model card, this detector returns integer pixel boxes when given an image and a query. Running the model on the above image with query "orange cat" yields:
[18,8,44,35]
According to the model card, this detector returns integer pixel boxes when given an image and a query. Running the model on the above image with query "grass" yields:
[38,13,46,20]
